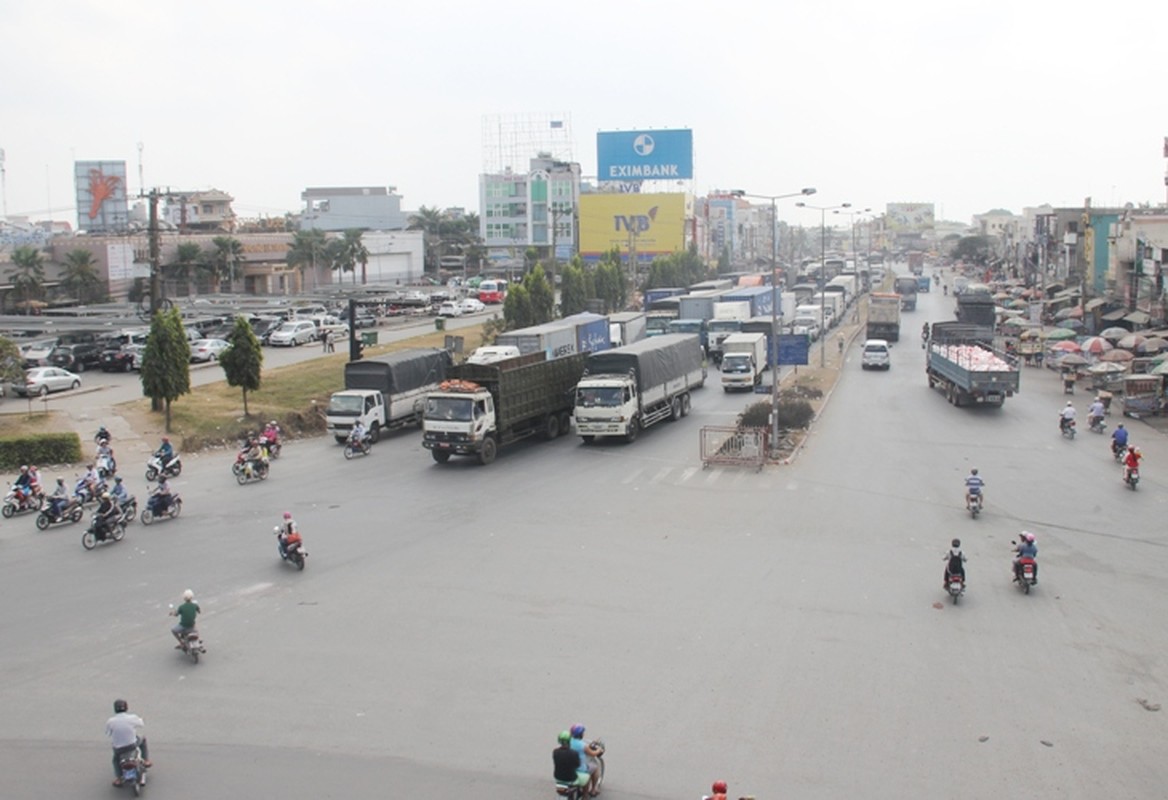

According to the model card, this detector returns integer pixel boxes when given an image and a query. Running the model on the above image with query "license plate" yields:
[1023,569,1034,578]
[949,581,962,590]
[437,443,450,449]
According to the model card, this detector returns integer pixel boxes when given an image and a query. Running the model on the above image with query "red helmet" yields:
[712,780,728,793]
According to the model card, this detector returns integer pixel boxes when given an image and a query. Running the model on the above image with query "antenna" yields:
[137,141,145,197]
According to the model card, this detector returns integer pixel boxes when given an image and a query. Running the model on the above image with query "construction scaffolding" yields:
[482,113,574,174]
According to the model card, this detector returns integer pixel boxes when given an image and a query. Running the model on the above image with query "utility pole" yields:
[148,189,161,315]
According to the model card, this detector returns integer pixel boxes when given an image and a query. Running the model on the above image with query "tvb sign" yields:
[597,129,693,181]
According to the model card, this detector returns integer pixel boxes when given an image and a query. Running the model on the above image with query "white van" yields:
[269,320,318,347]
[466,345,521,365]
[861,339,891,370]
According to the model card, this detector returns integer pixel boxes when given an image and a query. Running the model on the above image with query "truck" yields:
[708,301,751,363]
[907,252,925,275]
[678,290,731,323]
[792,305,825,341]
[827,274,858,305]
[688,279,734,293]
[955,283,997,327]
[811,294,841,327]
[496,321,577,359]
[326,349,452,443]
[720,286,774,319]
[574,333,705,444]
[926,322,1020,407]
[894,276,919,311]
[643,287,686,307]
[560,312,612,355]
[422,352,587,465]
[668,319,708,355]
[720,332,768,391]
[608,311,647,348]
[916,274,931,293]
[867,293,901,341]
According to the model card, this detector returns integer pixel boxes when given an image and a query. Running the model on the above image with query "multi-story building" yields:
[479,155,580,267]
[300,186,407,232]
[161,190,236,232]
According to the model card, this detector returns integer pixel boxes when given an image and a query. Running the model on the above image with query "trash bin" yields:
[361,331,378,347]
[435,317,446,331]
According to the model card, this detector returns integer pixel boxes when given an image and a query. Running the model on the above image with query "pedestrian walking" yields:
[322,330,330,353]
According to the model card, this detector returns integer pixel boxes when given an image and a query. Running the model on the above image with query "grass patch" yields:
[0,410,68,438]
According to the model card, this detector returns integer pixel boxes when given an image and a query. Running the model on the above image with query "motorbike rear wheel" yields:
[112,523,126,542]
[236,471,249,485]
[171,499,182,518]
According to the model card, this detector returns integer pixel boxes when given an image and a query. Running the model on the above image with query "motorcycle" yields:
[2,484,44,517]
[236,458,270,485]
[144,453,182,482]
[81,512,126,550]
[344,432,372,459]
[1113,443,1128,463]
[261,433,282,459]
[1059,418,1076,439]
[115,743,148,795]
[118,494,139,524]
[968,492,983,519]
[274,526,308,570]
[554,740,605,800]
[97,452,117,479]
[140,492,182,525]
[1012,546,1037,594]
[36,498,85,530]
[946,572,965,604]
[74,476,108,506]
[1124,466,1140,490]
[1088,416,1107,434]
[169,606,206,664]
[94,426,112,445]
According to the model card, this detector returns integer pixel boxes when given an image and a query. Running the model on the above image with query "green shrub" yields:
[737,399,815,431]
[0,433,83,470]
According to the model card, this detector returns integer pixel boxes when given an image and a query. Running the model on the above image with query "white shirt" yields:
[1060,406,1076,420]
[105,712,144,749]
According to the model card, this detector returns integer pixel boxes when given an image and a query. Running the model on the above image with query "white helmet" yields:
[182,589,194,601]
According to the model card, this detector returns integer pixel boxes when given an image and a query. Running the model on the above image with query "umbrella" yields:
[1139,337,1168,353]
[1062,319,1085,331]
[1100,326,1129,341]
[1042,327,1078,340]
[1079,336,1113,355]
[1087,362,1126,374]
[993,292,1011,301]
[1056,353,1090,366]
[1050,340,1081,352]
[1054,306,1084,320]
[1020,329,1041,339]
[999,308,1025,318]
[1099,349,1135,362]
[1151,361,1168,376]
[1117,334,1148,350]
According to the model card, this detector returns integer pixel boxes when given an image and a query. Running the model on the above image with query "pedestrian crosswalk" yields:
[611,462,777,490]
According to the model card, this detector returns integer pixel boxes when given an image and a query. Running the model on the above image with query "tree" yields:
[407,206,445,272]
[323,237,349,284]
[219,317,263,416]
[0,336,24,386]
[7,246,46,313]
[951,235,994,265]
[522,264,554,323]
[168,242,204,295]
[207,236,244,292]
[60,249,104,304]
[559,259,590,316]
[341,229,369,285]
[286,229,329,290]
[502,284,534,329]
[140,307,191,430]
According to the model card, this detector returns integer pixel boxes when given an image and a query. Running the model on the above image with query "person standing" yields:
[322,329,330,353]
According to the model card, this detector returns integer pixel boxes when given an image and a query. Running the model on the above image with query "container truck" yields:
[560,312,612,355]
[776,291,798,325]
[574,333,706,444]
[867,293,901,341]
[645,312,674,337]
[678,290,732,322]
[720,332,768,391]
[955,284,997,326]
[907,252,925,275]
[926,322,1020,407]
[689,279,734,293]
[708,301,751,363]
[608,311,647,347]
[894,276,919,311]
[495,321,578,359]
[643,287,686,307]
[720,285,774,319]
[422,352,587,465]
[827,274,858,304]
[741,317,778,365]
[326,349,452,443]
[916,275,931,293]
[668,319,708,355]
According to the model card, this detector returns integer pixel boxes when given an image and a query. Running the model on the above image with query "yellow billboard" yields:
[579,193,687,258]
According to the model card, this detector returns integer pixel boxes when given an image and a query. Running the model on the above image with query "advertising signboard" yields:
[579,193,686,259]
[885,202,935,233]
[75,160,130,233]
[597,129,693,181]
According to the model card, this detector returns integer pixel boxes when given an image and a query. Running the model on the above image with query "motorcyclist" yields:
[569,724,602,797]
[552,731,588,793]
[262,420,281,448]
[1058,401,1076,433]
[155,437,177,472]
[243,436,267,474]
[943,284,948,295]
[707,780,729,800]
[94,425,112,445]
[1013,531,1038,582]
[349,420,368,446]
[82,462,101,499]
[110,475,132,515]
[27,465,42,496]
[1111,423,1129,456]
[13,465,33,503]
[96,438,116,475]
[1124,446,1142,483]
[169,589,200,648]
[105,699,151,787]
[151,476,173,515]
[276,511,300,559]
[48,476,70,517]
[944,538,967,588]
[94,492,119,540]
[964,468,985,510]
[1088,397,1106,430]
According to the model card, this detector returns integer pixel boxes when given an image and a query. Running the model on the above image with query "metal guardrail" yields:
[700,425,767,471]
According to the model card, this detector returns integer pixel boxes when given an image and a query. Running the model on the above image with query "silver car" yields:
[15,367,82,397]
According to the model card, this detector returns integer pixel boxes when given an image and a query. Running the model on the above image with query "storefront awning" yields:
[1124,310,1151,325]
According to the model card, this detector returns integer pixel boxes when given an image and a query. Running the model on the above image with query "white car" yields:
[269,320,318,347]
[190,339,230,363]
[457,297,485,315]
[14,367,81,397]
[21,338,58,367]
[437,301,463,317]
[861,339,891,370]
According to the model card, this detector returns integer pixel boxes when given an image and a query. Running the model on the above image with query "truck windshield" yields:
[722,355,750,373]
[326,395,363,416]
[576,386,623,407]
[708,320,739,332]
[425,396,473,421]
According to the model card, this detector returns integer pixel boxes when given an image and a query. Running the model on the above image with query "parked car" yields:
[457,297,485,315]
[268,320,318,347]
[48,342,103,372]
[100,344,139,372]
[190,339,230,363]
[20,338,58,368]
[248,317,282,345]
[437,301,463,318]
[15,367,81,397]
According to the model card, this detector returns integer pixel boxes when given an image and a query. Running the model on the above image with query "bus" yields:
[478,279,508,304]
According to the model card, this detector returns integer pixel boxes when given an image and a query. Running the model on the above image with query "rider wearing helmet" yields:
[944,538,967,588]
[276,511,301,558]
[553,730,588,791]
[1124,445,1142,482]
[709,780,729,800]
[48,476,70,516]
[569,724,602,796]
[169,589,200,647]
[1014,532,1038,582]
[1112,423,1129,456]
[1088,396,1106,429]
[95,491,119,539]
[105,699,151,786]
[964,468,985,510]
[1059,401,1076,433]
[13,465,32,502]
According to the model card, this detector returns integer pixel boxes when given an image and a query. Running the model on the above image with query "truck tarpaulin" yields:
[344,349,451,395]
[583,333,703,393]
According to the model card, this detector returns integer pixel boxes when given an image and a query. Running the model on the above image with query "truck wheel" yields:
[431,450,451,464]
[542,415,560,440]
[670,398,682,420]
[680,394,691,416]
[625,418,640,444]
[558,412,572,437]
[478,437,498,465]
[369,422,381,443]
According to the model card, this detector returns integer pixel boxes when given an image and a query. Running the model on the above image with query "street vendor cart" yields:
[1120,375,1162,418]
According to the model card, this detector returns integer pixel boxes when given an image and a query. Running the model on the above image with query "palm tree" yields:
[207,236,245,293]
[324,238,349,284]
[6,246,46,313]
[341,229,369,285]
[286,229,329,291]
[408,206,445,272]
[168,242,204,296]
[61,249,104,304]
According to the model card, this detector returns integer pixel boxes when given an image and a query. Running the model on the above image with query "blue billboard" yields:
[597,129,693,181]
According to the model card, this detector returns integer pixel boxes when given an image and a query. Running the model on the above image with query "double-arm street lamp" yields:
[796,201,851,366]
[730,187,817,456]
[834,207,872,271]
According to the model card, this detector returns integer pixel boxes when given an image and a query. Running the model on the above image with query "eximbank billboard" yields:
[579,193,687,258]
[597,129,693,181]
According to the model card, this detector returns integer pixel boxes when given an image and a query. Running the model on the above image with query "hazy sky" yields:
[4,0,1167,231]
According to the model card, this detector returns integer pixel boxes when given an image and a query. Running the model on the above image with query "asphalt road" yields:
[1,274,1165,799]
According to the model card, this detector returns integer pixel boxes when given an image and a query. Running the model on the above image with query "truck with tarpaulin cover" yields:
[326,349,452,443]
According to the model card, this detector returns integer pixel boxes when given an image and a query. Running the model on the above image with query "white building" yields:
[479,155,580,266]
[301,186,407,232]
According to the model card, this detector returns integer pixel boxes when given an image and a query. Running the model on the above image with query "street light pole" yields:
[730,187,816,456]
[796,201,850,366]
